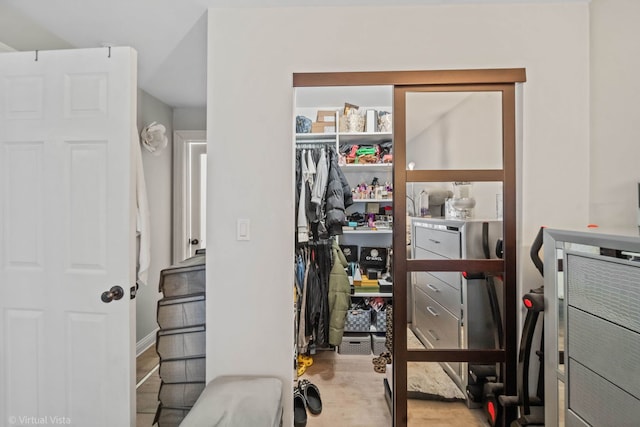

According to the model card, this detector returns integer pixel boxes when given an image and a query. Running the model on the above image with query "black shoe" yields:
[298,379,322,415]
[294,387,307,427]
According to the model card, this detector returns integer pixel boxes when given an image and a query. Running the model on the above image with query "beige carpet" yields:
[405,328,466,401]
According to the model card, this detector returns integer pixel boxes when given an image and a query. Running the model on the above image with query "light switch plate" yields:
[237,218,250,241]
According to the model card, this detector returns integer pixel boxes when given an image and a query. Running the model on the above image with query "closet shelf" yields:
[341,163,392,172]
[296,133,336,142]
[339,132,392,144]
[352,291,393,298]
[342,229,392,235]
[351,198,393,203]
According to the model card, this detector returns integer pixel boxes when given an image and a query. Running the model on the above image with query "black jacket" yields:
[325,151,353,236]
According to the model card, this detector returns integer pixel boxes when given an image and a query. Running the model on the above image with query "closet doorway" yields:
[293,69,525,427]
[173,130,207,263]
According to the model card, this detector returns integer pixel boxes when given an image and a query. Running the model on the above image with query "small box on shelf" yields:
[316,110,336,123]
[311,122,336,133]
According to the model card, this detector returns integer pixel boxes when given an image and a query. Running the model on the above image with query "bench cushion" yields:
[179,375,283,427]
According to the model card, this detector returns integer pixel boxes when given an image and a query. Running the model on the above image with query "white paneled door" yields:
[0,48,137,426]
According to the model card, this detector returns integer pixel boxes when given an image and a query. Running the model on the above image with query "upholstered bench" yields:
[179,376,283,427]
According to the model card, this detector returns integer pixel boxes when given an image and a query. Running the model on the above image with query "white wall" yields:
[136,90,174,348]
[590,0,640,232]
[207,4,589,425]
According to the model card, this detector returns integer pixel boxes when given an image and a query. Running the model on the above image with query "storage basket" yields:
[156,325,206,360]
[338,333,371,355]
[345,308,371,332]
[159,357,206,384]
[158,381,206,408]
[371,332,386,355]
[373,308,387,332]
[157,294,206,330]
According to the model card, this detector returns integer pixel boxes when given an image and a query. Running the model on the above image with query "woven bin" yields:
[338,333,371,355]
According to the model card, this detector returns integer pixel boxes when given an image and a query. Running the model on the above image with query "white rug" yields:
[405,328,466,401]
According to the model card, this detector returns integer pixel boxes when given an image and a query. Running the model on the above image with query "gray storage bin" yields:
[344,308,371,332]
[371,332,386,355]
[159,357,206,384]
[338,333,371,355]
[153,403,190,427]
[159,254,206,297]
[156,325,206,360]
[373,309,387,332]
[158,381,206,408]
[157,294,206,330]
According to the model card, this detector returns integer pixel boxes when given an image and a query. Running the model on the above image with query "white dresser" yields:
[410,218,502,398]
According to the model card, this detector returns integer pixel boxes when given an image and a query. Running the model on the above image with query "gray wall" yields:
[136,90,174,348]
[174,107,206,130]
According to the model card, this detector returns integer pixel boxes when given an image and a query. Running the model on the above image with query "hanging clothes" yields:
[328,239,351,346]
[297,250,311,354]
[297,150,309,244]
[134,125,151,285]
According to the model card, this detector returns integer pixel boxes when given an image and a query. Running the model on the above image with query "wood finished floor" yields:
[136,346,489,427]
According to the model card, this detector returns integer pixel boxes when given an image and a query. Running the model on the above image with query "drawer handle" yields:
[428,238,441,244]
[426,306,439,317]
[427,329,440,341]
[426,284,440,292]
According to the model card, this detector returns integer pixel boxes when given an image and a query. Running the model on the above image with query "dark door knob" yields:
[190,238,199,245]
[101,285,124,303]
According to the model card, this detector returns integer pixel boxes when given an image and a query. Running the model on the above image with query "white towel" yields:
[135,126,151,285]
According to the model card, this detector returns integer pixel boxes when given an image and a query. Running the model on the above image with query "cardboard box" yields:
[316,110,337,123]
[311,122,336,133]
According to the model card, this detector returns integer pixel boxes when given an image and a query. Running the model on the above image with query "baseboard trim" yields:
[136,328,158,357]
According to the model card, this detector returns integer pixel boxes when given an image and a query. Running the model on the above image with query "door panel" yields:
[0,47,137,426]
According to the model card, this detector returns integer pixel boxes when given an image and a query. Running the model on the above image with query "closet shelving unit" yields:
[295,96,394,354]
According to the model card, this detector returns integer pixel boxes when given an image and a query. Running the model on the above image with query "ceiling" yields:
[3,0,579,109]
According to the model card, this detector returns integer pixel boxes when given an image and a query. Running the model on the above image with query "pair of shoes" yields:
[297,363,307,377]
[374,364,386,374]
[372,352,392,366]
[298,354,314,367]
[297,379,322,415]
[293,387,307,427]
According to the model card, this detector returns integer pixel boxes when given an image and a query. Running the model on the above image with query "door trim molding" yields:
[136,327,158,357]
[173,130,206,263]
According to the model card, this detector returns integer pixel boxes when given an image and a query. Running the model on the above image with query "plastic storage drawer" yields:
[153,404,190,427]
[157,294,206,330]
[159,357,206,384]
[338,333,371,355]
[158,381,206,408]
[156,325,206,360]
[159,253,206,297]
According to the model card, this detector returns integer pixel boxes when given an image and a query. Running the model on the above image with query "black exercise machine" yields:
[467,226,546,427]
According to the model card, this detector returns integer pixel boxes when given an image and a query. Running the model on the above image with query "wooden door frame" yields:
[293,68,526,427]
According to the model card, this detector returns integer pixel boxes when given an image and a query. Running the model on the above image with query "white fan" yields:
[140,121,168,155]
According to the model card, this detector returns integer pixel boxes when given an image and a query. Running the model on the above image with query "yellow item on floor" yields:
[297,363,307,377]
[297,354,314,367]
